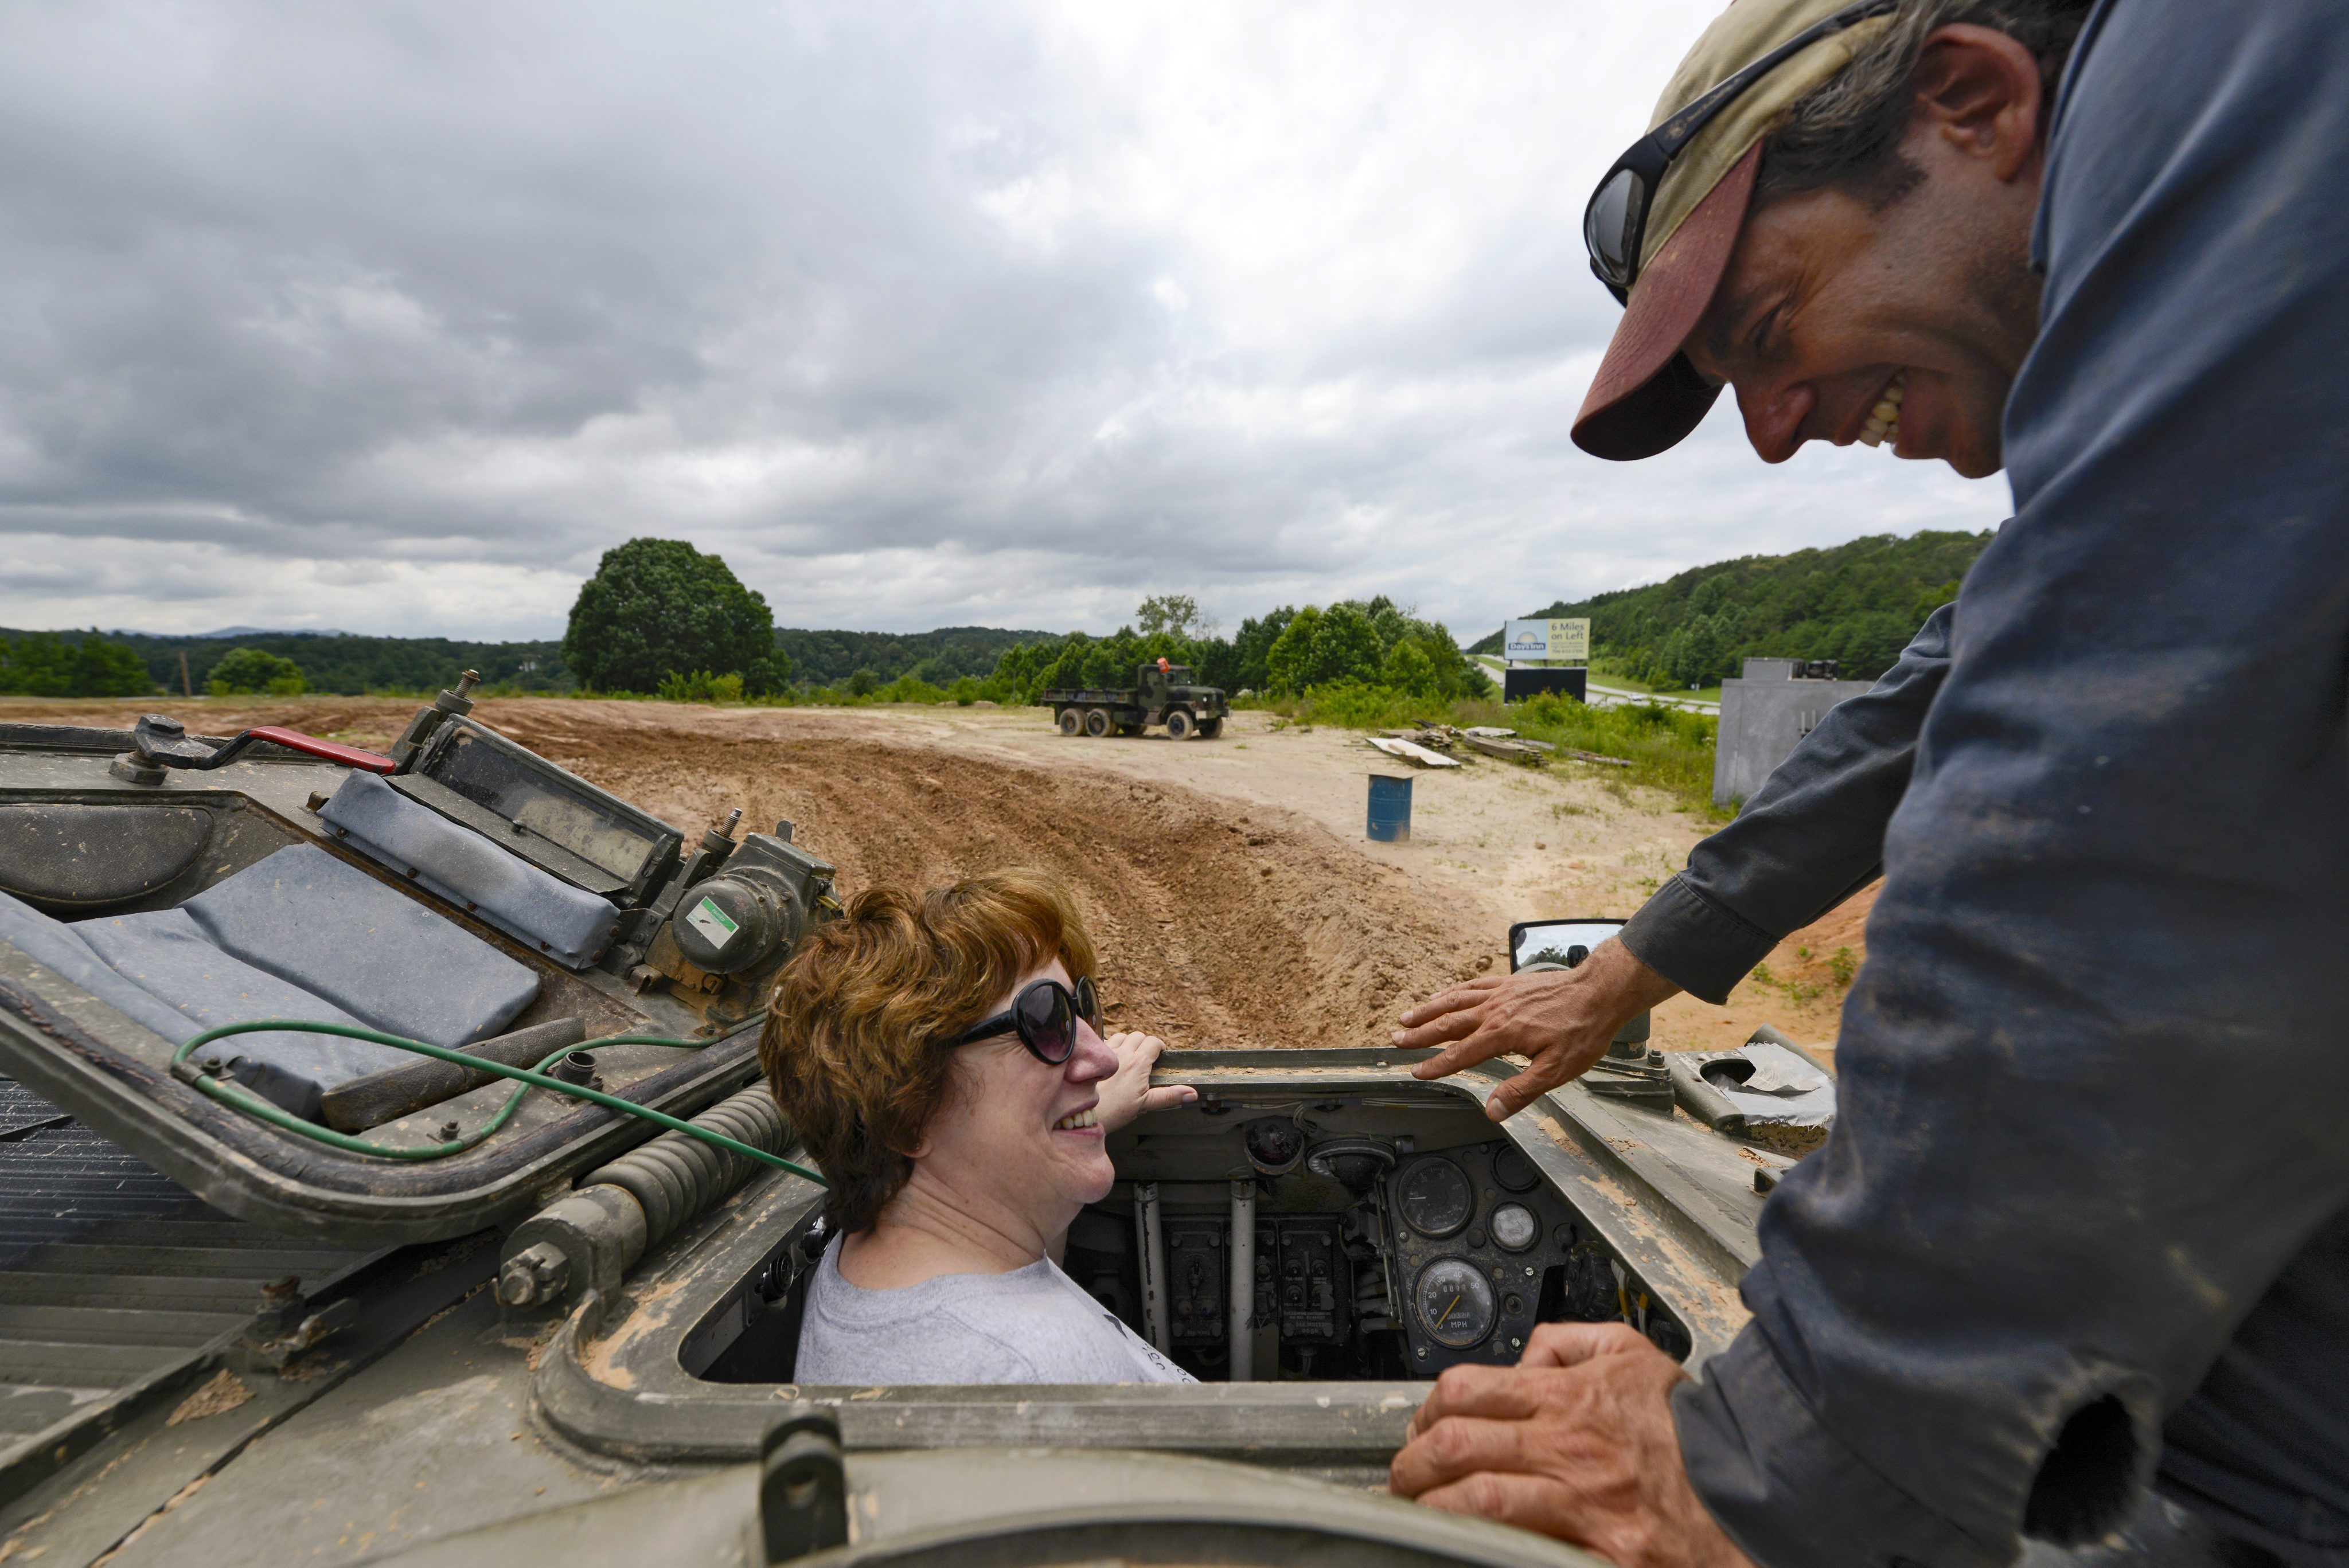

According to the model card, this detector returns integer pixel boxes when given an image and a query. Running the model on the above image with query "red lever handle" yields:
[241,726,396,774]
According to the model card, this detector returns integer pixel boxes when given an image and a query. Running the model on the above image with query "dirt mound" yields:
[487,709,1493,1050]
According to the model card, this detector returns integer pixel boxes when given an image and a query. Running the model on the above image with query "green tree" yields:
[1380,638,1438,696]
[561,538,775,694]
[71,636,155,696]
[1227,607,1297,692]
[1665,614,1730,687]
[1134,594,1210,640]
[0,631,153,697]
[206,647,307,696]
[1308,603,1385,686]
[1264,607,1322,694]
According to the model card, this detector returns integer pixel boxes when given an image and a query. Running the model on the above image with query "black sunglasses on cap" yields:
[941,976,1102,1066]
[1583,0,1897,303]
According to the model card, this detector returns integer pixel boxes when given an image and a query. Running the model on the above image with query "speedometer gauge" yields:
[1397,1157,1473,1237]
[1413,1258,1496,1349]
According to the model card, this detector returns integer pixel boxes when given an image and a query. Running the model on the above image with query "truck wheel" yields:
[1197,716,1223,739]
[1056,707,1082,737]
[1083,708,1113,738]
[1165,709,1196,741]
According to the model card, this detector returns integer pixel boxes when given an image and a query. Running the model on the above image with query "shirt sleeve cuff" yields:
[1674,1328,2008,1568]
[1618,876,1779,1004]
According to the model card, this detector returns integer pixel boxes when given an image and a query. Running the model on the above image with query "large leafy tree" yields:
[562,538,782,694]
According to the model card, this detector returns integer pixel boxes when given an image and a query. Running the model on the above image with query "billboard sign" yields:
[1503,618,1590,664]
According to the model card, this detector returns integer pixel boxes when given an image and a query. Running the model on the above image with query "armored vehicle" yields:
[0,690,1820,1567]
[1039,662,1229,739]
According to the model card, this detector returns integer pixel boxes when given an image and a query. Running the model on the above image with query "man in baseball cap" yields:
[1573,0,2050,478]
[1389,0,2349,1564]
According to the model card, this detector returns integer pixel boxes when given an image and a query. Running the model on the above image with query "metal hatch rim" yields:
[0,946,761,1246]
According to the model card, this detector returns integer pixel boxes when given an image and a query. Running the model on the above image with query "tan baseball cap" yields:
[1571,0,1899,462]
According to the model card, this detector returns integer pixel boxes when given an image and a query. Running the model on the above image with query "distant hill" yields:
[1469,529,1993,684]
[774,625,1055,687]
[81,631,571,696]
[8,623,1061,697]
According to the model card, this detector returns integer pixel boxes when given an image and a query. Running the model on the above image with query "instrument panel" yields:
[1387,1142,1617,1373]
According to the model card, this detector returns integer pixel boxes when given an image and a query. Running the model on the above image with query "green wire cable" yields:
[171,1019,826,1186]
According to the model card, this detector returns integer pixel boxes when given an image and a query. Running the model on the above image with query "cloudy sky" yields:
[0,1,2008,643]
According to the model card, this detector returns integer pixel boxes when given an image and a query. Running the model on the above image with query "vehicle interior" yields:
[695,1073,1695,1389]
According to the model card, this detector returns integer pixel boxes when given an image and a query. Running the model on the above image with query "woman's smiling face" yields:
[911,958,1120,1238]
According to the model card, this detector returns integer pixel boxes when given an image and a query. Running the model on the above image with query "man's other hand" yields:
[1096,1030,1196,1132]
[1390,1323,1753,1568]
[1394,940,1681,1120]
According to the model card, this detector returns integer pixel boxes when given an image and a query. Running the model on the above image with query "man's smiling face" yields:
[1676,25,2051,479]
[1684,177,2034,478]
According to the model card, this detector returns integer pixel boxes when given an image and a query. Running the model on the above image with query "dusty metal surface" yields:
[0,1077,380,1505]
[369,1446,1608,1568]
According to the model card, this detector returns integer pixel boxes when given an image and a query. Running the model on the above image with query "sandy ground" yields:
[3,695,1869,1061]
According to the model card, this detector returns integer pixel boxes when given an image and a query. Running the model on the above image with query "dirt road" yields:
[3,696,1864,1058]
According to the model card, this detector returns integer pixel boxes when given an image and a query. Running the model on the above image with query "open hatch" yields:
[0,682,836,1245]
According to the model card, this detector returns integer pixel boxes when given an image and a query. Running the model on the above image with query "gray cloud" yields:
[0,0,2007,640]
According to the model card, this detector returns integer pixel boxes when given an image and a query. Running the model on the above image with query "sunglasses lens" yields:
[1076,976,1100,1029]
[1019,982,1075,1063]
[1585,167,1642,283]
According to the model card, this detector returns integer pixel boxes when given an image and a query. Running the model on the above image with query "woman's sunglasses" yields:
[941,976,1102,1066]
[1583,0,1896,303]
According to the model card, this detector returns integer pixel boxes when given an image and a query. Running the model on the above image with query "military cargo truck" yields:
[1039,662,1229,739]
[0,687,1817,1567]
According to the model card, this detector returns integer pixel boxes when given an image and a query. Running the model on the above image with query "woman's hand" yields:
[1095,1030,1197,1132]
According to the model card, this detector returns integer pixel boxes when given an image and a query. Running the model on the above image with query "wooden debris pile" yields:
[1367,721,1635,771]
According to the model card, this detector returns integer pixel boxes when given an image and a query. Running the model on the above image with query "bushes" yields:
[0,631,154,697]
[655,670,744,702]
[205,647,306,697]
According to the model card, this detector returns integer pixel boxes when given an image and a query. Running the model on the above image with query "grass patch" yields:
[1238,682,1723,819]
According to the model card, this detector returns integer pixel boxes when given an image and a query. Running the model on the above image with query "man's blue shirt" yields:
[1674,2,2349,1563]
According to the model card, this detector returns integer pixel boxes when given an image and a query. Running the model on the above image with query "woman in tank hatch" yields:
[760,870,1197,1385]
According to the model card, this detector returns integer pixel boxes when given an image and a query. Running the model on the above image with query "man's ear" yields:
[1911,24,2045,183]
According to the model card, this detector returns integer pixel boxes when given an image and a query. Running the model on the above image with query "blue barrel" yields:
[1366,774,1413,843]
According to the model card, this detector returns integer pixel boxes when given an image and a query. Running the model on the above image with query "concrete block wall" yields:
[1712,659,1876,807]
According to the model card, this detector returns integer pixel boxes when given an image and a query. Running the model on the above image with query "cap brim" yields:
[1571,142,1761,462]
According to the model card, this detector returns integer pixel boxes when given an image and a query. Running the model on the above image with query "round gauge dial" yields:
[1491,1144,1539,1192]
[1414,1258,1497,1349]
[1489,1202,1540,1252]
[1398,1158,1474,1237]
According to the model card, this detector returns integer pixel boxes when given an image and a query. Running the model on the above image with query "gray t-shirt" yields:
[795,1235,1193,1386]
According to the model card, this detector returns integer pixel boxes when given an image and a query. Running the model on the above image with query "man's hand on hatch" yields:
[1095,1030,1196,1132]
[1394,940,1681,1120]
[1390,1323,1754,1568]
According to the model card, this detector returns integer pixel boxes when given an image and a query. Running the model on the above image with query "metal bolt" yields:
[262,1275,301,1305]
[1511,1336,1523,1350]
[438,1121,460,1140]
[1414,1346,1427,1360]
[1524,1266,1536,1278]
